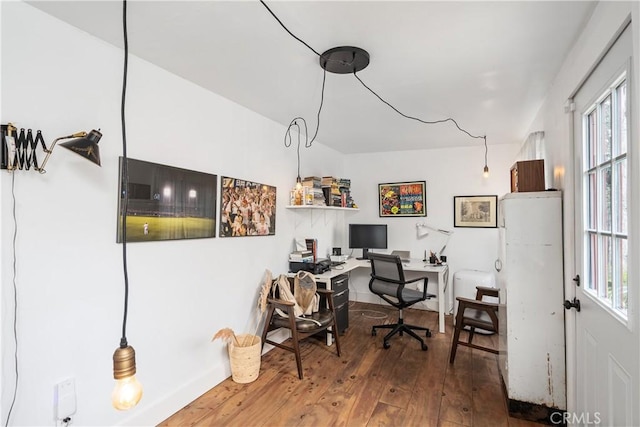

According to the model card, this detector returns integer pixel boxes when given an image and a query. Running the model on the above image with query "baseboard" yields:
[506,398,566,425]
[500,375,566,425]
[116,363,229,427]
[116,329,289,426]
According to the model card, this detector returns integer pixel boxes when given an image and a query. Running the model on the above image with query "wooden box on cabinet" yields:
[510,160,545,192]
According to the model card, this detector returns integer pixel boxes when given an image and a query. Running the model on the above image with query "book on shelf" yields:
[303,176,322,189]
[305,238,318,262]
[292,249,312,254]
[289,255,314,263]
[301,186,326,206]
[290,250,312,257]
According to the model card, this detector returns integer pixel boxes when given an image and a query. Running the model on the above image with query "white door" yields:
[570,23,638,426]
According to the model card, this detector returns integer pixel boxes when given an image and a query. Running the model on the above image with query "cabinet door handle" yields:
[495,259,502,272]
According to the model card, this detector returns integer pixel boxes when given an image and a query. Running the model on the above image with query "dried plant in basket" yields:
[211,327,240,346]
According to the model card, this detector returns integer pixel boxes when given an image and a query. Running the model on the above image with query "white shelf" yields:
[285,205,359,211]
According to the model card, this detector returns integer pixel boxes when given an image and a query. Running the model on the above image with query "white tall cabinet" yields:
[495,191,565,412]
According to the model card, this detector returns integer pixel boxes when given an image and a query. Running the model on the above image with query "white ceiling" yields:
[28,1,596,154]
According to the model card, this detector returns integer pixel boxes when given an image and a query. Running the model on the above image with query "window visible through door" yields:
[583,72,628,319]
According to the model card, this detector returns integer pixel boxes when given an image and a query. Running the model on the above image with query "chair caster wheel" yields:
[383,341,390,349]
[421,343,428,351]
[372,329,377,336]
[426,330,432,338]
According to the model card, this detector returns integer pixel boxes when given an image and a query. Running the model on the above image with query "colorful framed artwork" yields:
[219,176,276,237]
[378,181,426,217]
[453,195,498,228]
[117,157,217,242]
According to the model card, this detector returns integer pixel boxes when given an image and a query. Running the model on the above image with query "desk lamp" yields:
[416,223,453,259]
[36,129,102,174]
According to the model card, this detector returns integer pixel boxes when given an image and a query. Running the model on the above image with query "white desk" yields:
[313,258,450,334]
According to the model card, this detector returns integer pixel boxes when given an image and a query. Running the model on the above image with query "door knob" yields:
[564,298,581,312]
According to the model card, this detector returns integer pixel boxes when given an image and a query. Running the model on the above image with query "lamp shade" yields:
[60,129,102,166]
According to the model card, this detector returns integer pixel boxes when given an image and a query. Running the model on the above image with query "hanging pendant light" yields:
[112,0,143,410]
[112,345,143,410]
[482,136,489,178]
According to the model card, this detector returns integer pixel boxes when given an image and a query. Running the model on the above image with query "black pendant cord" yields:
[259,0,320,57]
[4,173,18,427]
[283,66,326,149]
[120,0,130,349]
[484,136,488,166]
[352,72,486,141]
[295,123,301,179]
[260,0,486,146]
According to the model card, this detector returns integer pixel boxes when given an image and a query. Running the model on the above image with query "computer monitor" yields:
[349,224,388,260]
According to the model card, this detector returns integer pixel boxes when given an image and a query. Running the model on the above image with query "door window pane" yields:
[587,232,597,293]
[602,234,612,301]
[601,95,612,162]
[600,166,612,232]
[587,110,597,169]
[615,237,628,313]
[616,81,627,156]
[614,159,627,234]
[582,73,628,318]
[587,172,596,230]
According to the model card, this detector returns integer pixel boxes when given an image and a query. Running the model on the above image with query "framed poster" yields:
[117,157,217,242]
[219,176,276,237]
[453,195,498,228]
[378,181,426,217]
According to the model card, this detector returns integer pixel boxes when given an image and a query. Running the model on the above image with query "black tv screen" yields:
[349,224,387,259]
[117,157,217,243]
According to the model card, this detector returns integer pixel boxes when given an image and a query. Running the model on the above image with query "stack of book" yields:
[320,177,355,207]
[289,250,313,263]
[302,176,326,206]
[321,176,333,206]
[305,238,318,262]
[336,178,354,208]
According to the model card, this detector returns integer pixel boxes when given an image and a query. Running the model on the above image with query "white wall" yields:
[344,143,519,306]
[526,1,639,420]
[0,2,522,426]
[0,3,345,426]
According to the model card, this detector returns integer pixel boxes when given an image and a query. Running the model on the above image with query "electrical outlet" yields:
[54,378,76,420]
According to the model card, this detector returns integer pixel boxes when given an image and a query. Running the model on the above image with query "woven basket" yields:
[228,334,261,383]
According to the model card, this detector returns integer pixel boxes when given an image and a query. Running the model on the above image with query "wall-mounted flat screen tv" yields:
[117,157,217,242]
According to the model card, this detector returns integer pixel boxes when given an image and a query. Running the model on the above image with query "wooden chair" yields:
[449,286,499,363]
[261,277,341,379]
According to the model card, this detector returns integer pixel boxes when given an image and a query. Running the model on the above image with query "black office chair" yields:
[368,253,435,350]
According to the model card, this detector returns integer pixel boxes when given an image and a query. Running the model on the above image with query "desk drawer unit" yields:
[331,274,349,333]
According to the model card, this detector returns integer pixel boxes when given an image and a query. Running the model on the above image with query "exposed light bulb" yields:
[295,176,302,190]
[483,165,489,178]
[112,345,143,410]
[112,375,143,410]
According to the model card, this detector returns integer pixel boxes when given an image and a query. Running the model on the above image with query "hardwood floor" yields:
[160,302,543,426]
